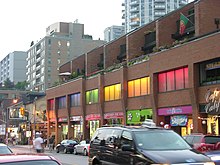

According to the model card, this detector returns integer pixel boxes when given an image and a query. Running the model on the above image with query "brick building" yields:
[46,0,220,143]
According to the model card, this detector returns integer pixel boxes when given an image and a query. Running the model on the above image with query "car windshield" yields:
[134,130,191,150]
[0,147,12,154]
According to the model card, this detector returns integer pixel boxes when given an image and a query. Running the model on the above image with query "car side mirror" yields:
[121,144,134,152]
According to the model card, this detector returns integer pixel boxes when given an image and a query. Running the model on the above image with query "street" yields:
[10,145,88,165]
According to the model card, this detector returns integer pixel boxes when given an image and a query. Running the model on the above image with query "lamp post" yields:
[33,97,37,140]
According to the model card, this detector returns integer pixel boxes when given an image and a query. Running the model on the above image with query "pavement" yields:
[9,144,51,152]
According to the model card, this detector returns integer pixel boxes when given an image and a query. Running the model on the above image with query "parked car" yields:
[205,150,220,165]
[0,154,62,165]
[73,140,90,156]
[55,139,78,154]
[89,121,214,165]
[183,133,220,152]
[0,143,13,154]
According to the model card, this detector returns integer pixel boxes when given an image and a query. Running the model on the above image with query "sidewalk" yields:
[11,144,50,152]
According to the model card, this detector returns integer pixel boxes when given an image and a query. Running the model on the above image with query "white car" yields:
[73,140,90,156]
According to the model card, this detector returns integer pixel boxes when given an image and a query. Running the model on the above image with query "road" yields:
[10,145,88,165]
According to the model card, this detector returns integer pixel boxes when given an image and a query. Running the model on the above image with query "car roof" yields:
[0,154,58,163]
[0,143,8,147]
[98,125,168,132]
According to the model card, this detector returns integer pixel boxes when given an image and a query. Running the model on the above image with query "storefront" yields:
[85,114,100,138]
[58,118,68,140]
[104,112,124,125]
[70,116,83,140]
[126,109,153,125]
[158,105,193,136]
[199,88,220,135]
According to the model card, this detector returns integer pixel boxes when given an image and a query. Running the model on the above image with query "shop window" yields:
[104,84,121,101]
[200,59,220,85]
[86,89,98,104]
[128,77,150,97]
[48,99,54,110]
[158,67,188,92]
[58,96,66,109]
[70,93,80,107]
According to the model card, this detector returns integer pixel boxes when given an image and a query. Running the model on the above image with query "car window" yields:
[184,136,194,145]
[120,131,133,147]
[0,160,60,165]
[0,147,12,154]
[192,136,202,143]
[204,136,220,144]
[134,130,191,150]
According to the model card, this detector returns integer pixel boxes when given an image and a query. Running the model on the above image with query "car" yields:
[205,150,220,165]
[183,133,220,152]
[0,143,13,154]
[73,140,90,156]
[88,121,214,165]
[55,139,78,154]
[0,154,62,165]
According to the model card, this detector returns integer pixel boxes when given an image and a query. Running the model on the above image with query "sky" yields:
[0,0,193,61]
[0,0,123,60]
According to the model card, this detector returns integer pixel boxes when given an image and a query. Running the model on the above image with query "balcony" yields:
[171,13,195,40]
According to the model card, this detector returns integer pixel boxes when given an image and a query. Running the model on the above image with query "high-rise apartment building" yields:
[0,51,27,85]
[104,25,125,42]
[123,0,188,33]
[26,22,106,92]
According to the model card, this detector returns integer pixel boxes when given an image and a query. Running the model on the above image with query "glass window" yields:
[128,77,150,97]
[58,96,66,109]
[158,73,166,92]
[104,84,121,101]
[86,89,98,104]
[70,93,80,107]
[184,67,189,88]
[175,69,184,90]
[167,71,175,91]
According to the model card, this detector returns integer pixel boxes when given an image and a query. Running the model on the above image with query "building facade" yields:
[123,0,188,33]
[46,0,220,144]
[26,22,106,92]
[0,51,27,85]
[104,25,125,42]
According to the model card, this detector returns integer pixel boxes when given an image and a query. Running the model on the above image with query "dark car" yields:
[88,121,214,165]
[55,139,78,154]
[183,133,220,152]
[0,143,13,154]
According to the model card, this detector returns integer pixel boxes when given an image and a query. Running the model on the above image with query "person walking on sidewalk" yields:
[33,132,44,153]
[48,135,55,152]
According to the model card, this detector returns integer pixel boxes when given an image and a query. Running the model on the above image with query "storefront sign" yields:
[70,116,82,121]
[104,112,124,119]
[206,61,220,70]
[158,106,192,116]
[86,114,101,120]
[58,118,68,122]
[126,109,153,125]
[170,115,188,126]
[205,89,220,115]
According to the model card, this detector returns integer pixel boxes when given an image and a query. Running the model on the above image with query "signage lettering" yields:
[205,89,220,114]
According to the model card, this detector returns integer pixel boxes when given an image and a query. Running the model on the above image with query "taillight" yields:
[88,146,90,156]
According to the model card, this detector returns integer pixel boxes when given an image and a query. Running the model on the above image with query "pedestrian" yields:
[48,135,55,152]
[33,132,44,153]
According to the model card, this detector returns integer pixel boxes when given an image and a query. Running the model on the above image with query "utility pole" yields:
[33,97,37,140]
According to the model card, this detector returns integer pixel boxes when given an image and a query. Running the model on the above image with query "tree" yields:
[14,81,29,90]
[3,78,14,88]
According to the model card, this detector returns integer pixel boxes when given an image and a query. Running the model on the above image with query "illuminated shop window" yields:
[70,93,80,107]
[158,67,188,92]
[128,77,150,97]
[48,99,54,110]
[86,89,98,104]
[104,84,121,101]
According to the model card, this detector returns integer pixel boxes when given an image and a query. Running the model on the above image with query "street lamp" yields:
[33,97,37,140]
